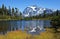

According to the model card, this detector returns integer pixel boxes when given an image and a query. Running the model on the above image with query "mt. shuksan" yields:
[23,5,53,17]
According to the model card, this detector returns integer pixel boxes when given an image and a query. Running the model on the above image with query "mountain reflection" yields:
[0,20,51,34]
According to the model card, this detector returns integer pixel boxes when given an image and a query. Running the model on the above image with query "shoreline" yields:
[0,18,51,21]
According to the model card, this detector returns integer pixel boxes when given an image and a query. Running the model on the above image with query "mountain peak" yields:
[23,5,53,17]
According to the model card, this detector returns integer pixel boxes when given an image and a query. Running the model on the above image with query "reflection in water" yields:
[0,20,51,34]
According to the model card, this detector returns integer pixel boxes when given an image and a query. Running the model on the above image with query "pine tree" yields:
[15,8,18,16]
[4,6,7,15]
[8,6,11,16]
[43,10,46,18]
[56,10,59,16]
[2,4,5,16]
[15,8,18,13]
[12,8,15,16]
[0,8,2,15]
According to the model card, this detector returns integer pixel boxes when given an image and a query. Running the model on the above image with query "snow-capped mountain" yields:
[23,5,53,17]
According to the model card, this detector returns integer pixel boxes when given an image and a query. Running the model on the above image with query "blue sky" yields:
[0,0,60,12]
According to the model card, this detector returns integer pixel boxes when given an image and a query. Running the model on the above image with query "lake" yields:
[0,20,51,34]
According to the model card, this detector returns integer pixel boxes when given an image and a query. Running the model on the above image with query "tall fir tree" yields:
[12,8,15,16]
[2,4,5,16]
[4,6,7,15]
[43,10,46,18]
[8,6,11,16]
[56,10,59,16]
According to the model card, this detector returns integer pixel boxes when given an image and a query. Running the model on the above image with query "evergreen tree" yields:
[2,4,5,16]
[20,12,22,16]
[43,10,46,18]
[0,8,2,15]
[12,8,15,16]
[50,15,60,32]
[4,6,7,15]
[8,6,11,16]
[56,10,59,16]
[15,8,18,13]
[15,8,18,16]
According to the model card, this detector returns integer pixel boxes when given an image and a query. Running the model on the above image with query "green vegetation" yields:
[50,15,60,32]
[0,28,60,39]
[23,10,60,20]
[0,4,22,20]
[50,9,60,32]
[0,4,60,20]
[0,4,60,39]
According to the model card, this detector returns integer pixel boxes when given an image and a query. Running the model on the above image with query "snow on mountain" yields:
[23,5,53,17]
[29,6,36,11]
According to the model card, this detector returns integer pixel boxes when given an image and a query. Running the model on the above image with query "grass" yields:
[0,30,31,39]
[0,15,22,21]
[0,28,60,39]
[0,15,52,21]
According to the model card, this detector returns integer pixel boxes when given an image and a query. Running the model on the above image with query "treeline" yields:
[24,10,60,20]
[0,4,22,20]
[0,4,60,20]
[50,13,60,33]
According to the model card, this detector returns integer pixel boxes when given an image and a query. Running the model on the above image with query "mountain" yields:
[23,5,53,17]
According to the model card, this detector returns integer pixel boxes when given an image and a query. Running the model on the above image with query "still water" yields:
[0,20,51,34]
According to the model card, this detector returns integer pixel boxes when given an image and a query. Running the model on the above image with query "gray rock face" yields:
[23,5,53,17]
